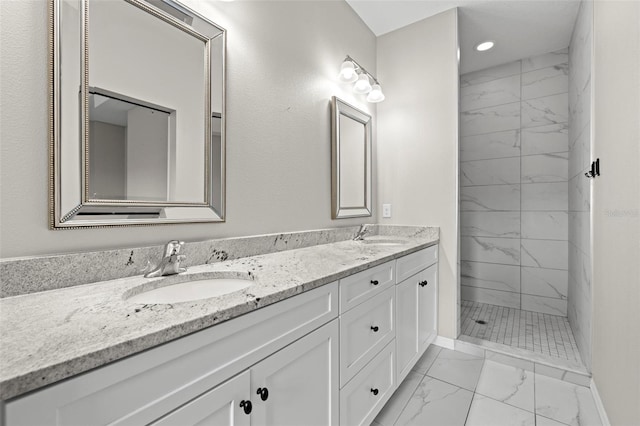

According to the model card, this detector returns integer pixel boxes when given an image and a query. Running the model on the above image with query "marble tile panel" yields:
[521,182,568,211]
[569,174,590,212]
[461,130,520,161]
[461,157,521,186]
[522,63,569,100]
[394,376,473,426]
[521,153,569,183]
[460,212,520,238]
[521,211,568,240]
[569,83,591,141]
[466,394,535,426]
[522,48,568,72]
[522,267,568,300]
[461,236,520,265]
[426,348,484,391]
[461,60,521,87]
[535,373,602,426]
[454,340,486,358]
[569,212,590,255]
[460,261,520,293]
[475,360,535,412]
[485,351,534,372]
[568,141,584,180]
[521,239,568,270]
[534,364,591,387]
[411,344,442,375]
[536,415,570,426]
[521,123,569,155]
[521,295,567,316]
[461,286,520,309]
[521,94,568,128]
[461,185,521,211]
[373,371,423,426]
[461,102,520,136]
[461,75,521,112]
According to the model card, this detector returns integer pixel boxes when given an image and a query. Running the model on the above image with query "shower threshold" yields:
[460,300,587,374]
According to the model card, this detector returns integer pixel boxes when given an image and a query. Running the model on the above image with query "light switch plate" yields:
[382,204,391,218]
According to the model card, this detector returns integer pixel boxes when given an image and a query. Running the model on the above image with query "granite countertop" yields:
[0,227,438,400]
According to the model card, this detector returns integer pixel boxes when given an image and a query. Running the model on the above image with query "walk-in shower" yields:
[458,0,592,373]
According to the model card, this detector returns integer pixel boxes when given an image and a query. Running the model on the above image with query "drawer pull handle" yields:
[371,325,379,332]
[370,280,379,285]
[240,400,252,415]
[257,387,269,401]
[371,388,379,396]
[419,280,428,287]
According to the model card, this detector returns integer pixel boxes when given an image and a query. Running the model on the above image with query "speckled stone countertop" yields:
[0,225,438,400]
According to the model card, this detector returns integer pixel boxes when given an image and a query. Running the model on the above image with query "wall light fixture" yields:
[338,56,385,103]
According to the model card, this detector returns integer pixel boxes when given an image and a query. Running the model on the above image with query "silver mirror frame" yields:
[331,96,372,219]
[48,0,226,229]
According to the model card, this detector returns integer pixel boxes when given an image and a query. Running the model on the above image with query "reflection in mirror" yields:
[50,0,226,228]
[331,97,372,219]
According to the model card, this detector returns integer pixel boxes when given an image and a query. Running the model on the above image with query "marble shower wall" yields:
[568,0,593,369]
[460,50,570,316]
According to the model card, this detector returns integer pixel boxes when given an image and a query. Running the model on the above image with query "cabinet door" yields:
[418,264,438,353]
[151,371,250,426]
[251,319,339,426]
[395,276,419,384]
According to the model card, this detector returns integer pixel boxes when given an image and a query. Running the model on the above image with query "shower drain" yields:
[475,320,487,325]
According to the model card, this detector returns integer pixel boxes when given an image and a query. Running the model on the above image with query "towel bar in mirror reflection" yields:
[49,0,226,228]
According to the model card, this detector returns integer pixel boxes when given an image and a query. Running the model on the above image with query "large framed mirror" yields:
[331,97,372,219]
[49,0,226,228]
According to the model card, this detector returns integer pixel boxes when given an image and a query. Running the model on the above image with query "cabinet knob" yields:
[257,387,269,401]
[371,325,379,332]
[240,400,252,415]
[419,280,428,287]
[370,280,379,286]
[370,388,379,396]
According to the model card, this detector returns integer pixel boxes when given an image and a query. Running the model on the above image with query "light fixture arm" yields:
[344,55,381,86]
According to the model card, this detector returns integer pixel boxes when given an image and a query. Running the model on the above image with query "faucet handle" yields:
[164,240,185,256]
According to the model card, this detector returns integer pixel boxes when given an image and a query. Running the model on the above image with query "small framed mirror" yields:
[331,97,372,219]
[49,0,226,228]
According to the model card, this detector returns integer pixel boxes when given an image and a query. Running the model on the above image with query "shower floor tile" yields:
[460,300,582,363]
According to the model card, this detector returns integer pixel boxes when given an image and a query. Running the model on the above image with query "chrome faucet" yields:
[353,224,370,241]
[144,240,187,278]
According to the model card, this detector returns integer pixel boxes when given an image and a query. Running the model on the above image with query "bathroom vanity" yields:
[0,227,438,426]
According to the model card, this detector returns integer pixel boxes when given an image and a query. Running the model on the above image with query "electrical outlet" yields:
[382,204,392,218]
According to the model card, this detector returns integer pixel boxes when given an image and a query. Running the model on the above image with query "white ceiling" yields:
[345,0,581,74]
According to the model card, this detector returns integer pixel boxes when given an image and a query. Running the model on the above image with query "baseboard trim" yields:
[590,378,611,426]
[434,335,455,350]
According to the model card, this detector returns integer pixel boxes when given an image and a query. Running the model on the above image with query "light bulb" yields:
[366,84,385,103]
[475,41,495,52]
[353,73,372,94]
[338,60,358,83]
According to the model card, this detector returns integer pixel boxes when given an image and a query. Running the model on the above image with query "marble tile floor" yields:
[460,300,582,364]
[372,345,602,426]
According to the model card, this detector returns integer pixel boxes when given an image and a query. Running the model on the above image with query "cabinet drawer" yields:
[340,287,395,387]
[339,340,396,426]
[396,245,438,283]
[340,261,395,313]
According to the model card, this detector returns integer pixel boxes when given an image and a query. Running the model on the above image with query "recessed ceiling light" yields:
[475,41,495,52]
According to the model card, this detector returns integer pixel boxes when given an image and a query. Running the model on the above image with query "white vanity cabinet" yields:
[4,243,439,426]
[5,283,339,426]
[395,246,439,384]
[153,320,339,426]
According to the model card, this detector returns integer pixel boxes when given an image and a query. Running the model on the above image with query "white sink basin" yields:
[125,272,254,304]
[357,238,408,246]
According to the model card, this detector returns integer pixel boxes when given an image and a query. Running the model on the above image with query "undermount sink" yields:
[357,237,409,246]
[124,271,254,304]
